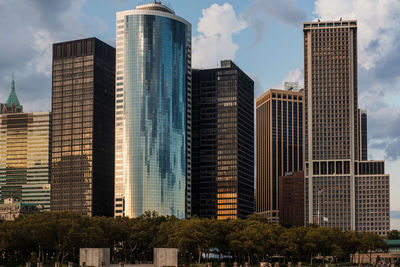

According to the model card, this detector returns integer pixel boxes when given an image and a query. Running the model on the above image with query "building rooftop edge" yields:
[303,20,357,29]
[256,88,304,102]
[136,3,175,14]
[53,37,115,49]
[303,19,357,24]
[116,9,190,27]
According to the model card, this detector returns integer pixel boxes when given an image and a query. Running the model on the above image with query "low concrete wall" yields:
[154,248,178,267]
[80,248,110,267]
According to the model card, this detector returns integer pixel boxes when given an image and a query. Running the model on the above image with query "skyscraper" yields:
[51,38,115,217]
[115,2,191,218]
[358,109,368,160]
[303,20,390,234]
[192,60,254,219]
[256,88,303,222]
[0,78,51,209]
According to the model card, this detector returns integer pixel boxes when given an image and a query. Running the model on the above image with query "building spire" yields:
[6,74,22,109]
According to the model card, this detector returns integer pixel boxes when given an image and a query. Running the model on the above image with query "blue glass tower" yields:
[115,2,191,218]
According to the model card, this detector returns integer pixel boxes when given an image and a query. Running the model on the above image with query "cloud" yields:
[245,0,307,26]
[192,3,248,69]
[367,107,400,160]
[243,0,307,44]
[192,1,308,68]
[247,73,265,98]
[273,67,304,90]
[392,219,400,230]
[0,0,96,112]
[314,0,400,71]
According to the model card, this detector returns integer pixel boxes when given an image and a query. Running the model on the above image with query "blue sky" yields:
[0,0,399,228]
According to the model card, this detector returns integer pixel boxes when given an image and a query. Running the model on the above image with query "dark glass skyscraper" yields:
[192,60,254,219]
[51,38,115,216]
[115,3,191,218]
[359,109,367,160]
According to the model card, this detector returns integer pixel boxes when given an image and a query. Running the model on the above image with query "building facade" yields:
[256,88,303,222]
[358,109,368,160]
[303,20,390,234]
[51,38,115,217]
[0,198,40,221]
[355,161,390,235]
[192,60,254,219]
[278,171,304,226]
[115,3,191,218]
[0,79,51,210]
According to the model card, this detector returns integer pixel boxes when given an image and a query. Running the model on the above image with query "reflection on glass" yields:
[115,7,191,218]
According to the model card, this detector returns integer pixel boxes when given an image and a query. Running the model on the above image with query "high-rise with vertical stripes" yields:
[303,20,389,235]
[256,87,304,222]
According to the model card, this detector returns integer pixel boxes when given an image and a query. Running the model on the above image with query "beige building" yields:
[303,20,390,235]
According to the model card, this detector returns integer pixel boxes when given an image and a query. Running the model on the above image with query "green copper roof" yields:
[6,76,21,108]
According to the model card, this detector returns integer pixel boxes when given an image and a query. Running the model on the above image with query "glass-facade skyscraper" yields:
[51,38,115,217]
[192,60,254,219]
[115,3,191,218]
[0,78,51,210]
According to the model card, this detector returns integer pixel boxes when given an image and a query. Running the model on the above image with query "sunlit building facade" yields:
[51,38,115,216]
[0,79,51,210]
[115,3,191,218]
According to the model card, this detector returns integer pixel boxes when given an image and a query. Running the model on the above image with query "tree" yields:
[167,217,211,264]
[387,230,400,240]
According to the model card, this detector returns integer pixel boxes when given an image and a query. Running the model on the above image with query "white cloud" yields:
[314,0,400,70]
[392,219,400,230]
[274,67,304,90]
[192,3,248,69]
[247,73,265,98]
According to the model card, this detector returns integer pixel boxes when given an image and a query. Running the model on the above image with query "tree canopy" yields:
[0,211,387,266]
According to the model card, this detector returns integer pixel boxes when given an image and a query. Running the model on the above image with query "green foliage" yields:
[0,211,387,266]
[387,229,400,240]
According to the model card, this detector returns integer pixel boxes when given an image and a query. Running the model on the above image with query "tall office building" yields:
[0,78,51,209]
[256,88,303,222]
[358,109,367,160]
[51,38,115,216]
[192,60,254,219]
[303,20,390,234]
[115,2,191,218]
